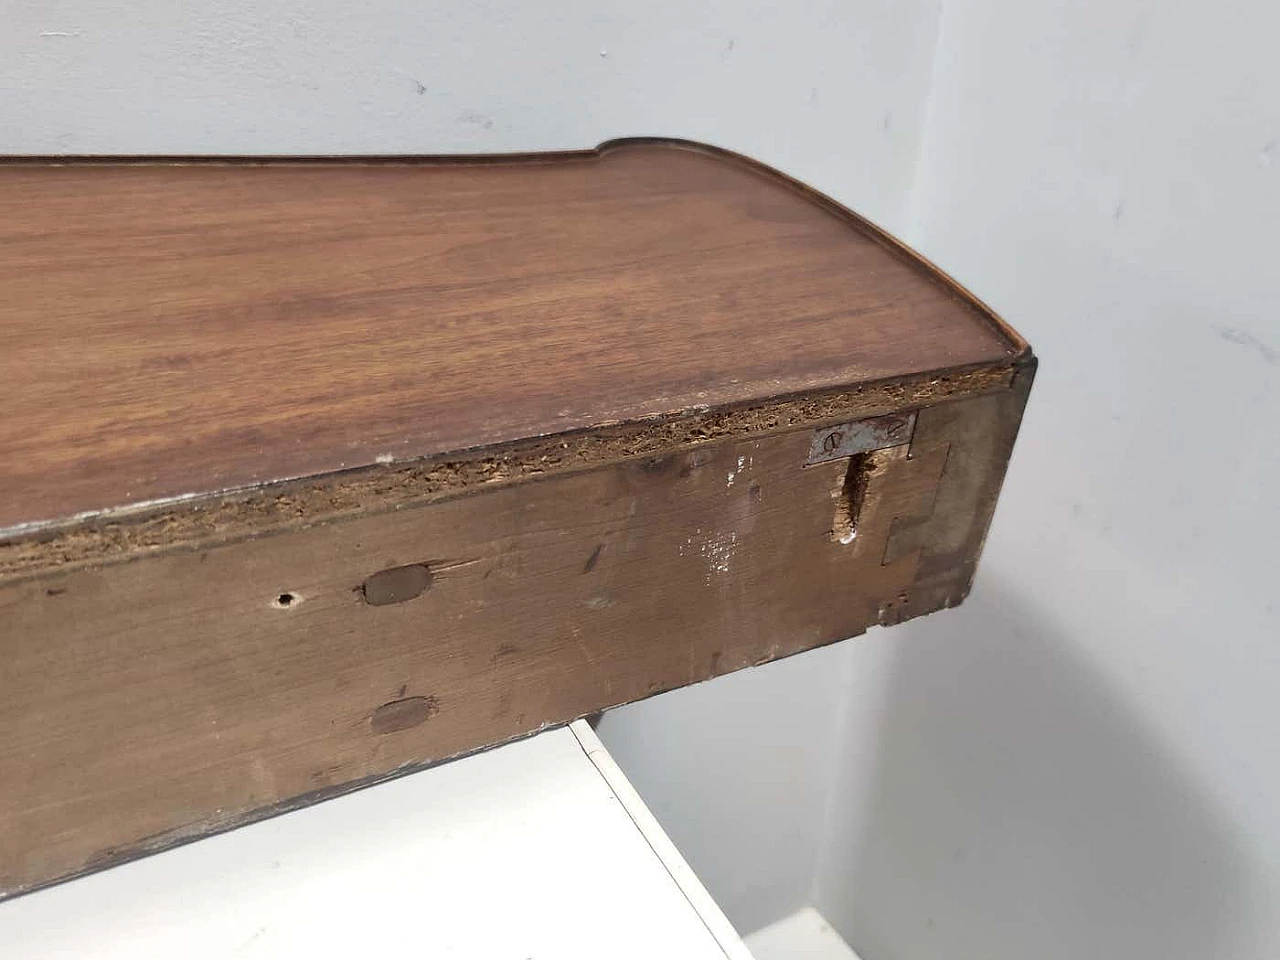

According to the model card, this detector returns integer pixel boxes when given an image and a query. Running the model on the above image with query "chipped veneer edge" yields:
[0,365,1016,582]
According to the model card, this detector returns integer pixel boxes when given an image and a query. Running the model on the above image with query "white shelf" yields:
[746,907,863,960]
[0,721,750,960]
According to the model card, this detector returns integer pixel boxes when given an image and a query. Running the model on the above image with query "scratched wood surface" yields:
[0,140,1022,532]
[0,380,1032,899]
[0,141,1034,899]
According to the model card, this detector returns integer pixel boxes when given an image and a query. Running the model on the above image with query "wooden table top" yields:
[0,140,1023,531]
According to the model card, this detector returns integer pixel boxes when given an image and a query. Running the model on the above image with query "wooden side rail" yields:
[0,139,1034,897]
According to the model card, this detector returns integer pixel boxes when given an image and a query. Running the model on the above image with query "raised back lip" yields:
[0,137,1027,357]
[1,137,1033,547]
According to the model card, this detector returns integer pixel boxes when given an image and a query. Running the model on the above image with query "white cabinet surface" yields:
[0,722,750,960]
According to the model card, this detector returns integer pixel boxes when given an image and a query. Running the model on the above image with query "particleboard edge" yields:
[1,363,1017,583]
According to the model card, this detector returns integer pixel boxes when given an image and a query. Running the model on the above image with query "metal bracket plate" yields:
[806,411,916,465]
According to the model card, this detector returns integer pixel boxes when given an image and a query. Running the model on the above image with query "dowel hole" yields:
[361,563,433,606]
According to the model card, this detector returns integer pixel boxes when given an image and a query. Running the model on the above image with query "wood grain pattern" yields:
[0,141,1035,899]
[0,385,1030,898]
[0,363,1015,581]
[0,140,1021,532]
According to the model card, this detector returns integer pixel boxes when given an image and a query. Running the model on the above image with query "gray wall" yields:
[1,0,944,935]
[1,0,939,228]
[814,1,1280,957]
[8,2,1278,954]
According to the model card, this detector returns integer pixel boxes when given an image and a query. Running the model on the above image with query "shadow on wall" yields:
[597,637,856,934]
[819,578,1256,960]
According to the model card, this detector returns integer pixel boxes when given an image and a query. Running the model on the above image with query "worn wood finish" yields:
[0,383,1031,897]
[0,140,1034,898]
[0,140,1020,533]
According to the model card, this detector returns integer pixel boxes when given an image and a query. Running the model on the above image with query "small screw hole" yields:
[274,592,297,609]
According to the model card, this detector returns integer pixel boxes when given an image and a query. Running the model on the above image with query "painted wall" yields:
[1,0,945,935]
[0,0,940,228]
[814,1,1280,957]
[599,642,862,933]
[13,3,1271,952]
